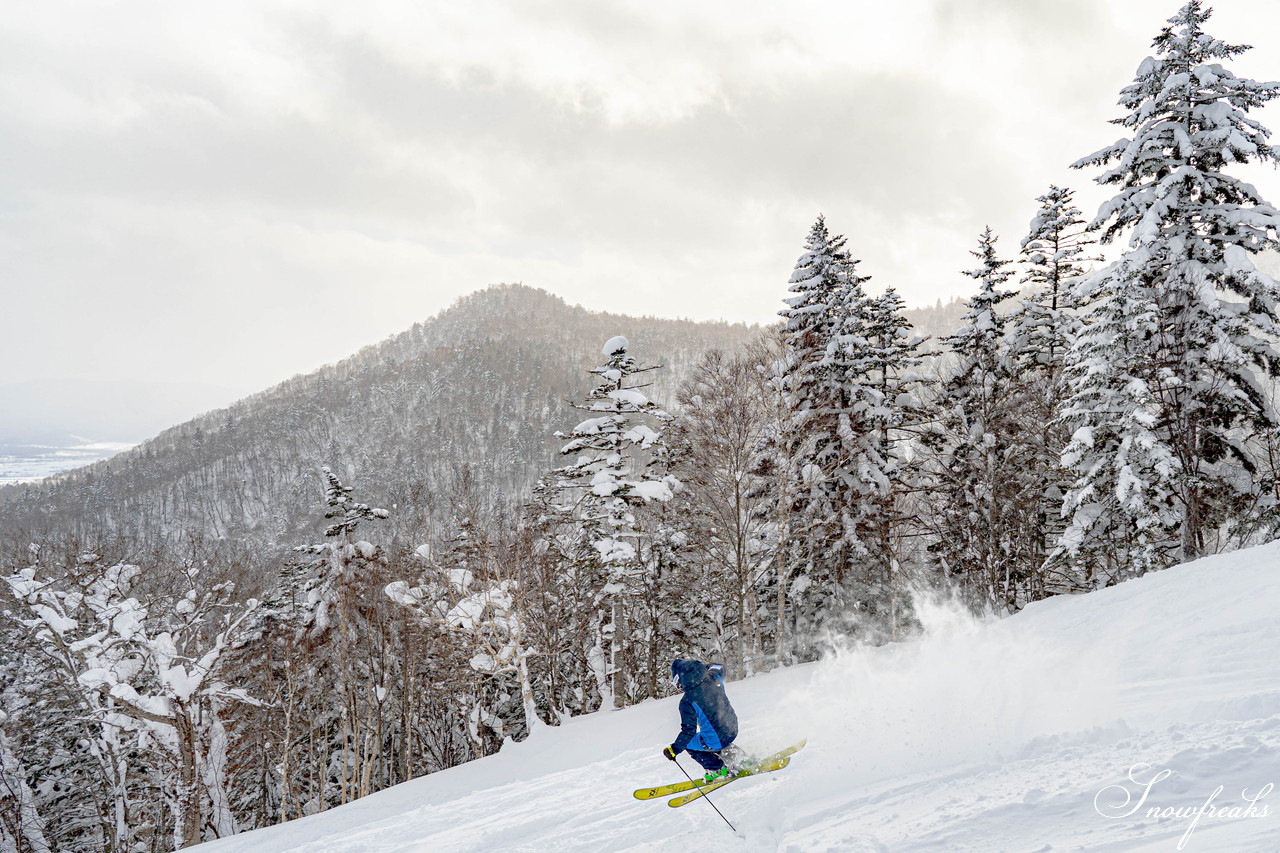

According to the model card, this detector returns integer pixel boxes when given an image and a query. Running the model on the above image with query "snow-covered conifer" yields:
[1056,260,1185,581]
[1008,185,1100,372]
[1001,187,1103,592]
[292,466,390,638]
[774,216,927,645]
[775,216,870,645]
[535,336,680,707]
[926,229,1042,610]
[1063,0,1280,568]
[858,287,930,629]
[280,468,401,808]
[320,465,391,538]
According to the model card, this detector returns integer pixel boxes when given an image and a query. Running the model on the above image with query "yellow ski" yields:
[667,755,790,807]
[632,739,806,802]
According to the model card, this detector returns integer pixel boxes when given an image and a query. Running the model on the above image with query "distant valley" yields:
[0,437,135,486]
[0,377,247,444]
[0,370,257,485]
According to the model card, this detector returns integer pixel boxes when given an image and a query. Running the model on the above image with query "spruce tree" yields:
[293,467,390,638]
[1062,0,1280,570]
[776,216,925,645]
[1057,258,1185,580]
[855,287,929,632]
[536,336,680,707]
[1005,186,1102,594]
[927,229,1041,610]
[1008,185,1099,373]
[777,216,870,646]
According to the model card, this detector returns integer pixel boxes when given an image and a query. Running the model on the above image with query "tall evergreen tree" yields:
[1057,258,1185,580]
[281,469,401,811]
[1062,0,1280,571]
[927,229,1041,610]
[1008,185,1100,373]
[776,216,926,646]
[854,287,930,633]
[776,216,871,647]
[535,336,680,707]
[1005,186,1102,594]
[293,467,390,639]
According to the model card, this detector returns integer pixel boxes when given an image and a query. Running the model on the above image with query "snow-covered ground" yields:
[197,543,1280,853]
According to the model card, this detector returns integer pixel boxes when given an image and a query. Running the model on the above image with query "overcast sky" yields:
[3,0,1279,404]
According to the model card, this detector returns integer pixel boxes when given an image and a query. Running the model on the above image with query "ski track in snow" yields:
[196,543,1280,853]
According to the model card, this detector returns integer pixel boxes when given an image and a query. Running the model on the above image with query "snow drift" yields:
[195,542,1280,852]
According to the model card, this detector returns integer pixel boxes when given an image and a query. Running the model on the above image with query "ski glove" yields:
[663,745,678,761]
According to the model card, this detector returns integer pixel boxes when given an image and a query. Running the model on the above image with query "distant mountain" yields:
[898,296,968,344]
[0,283,1050,555]
[0,285,759,552]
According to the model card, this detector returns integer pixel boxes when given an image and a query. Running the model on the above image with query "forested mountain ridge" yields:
[0,284,758,554]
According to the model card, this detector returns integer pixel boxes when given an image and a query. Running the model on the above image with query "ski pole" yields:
[671,757,738,833]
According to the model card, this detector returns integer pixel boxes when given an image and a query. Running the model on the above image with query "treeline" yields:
[4,2,1280,851]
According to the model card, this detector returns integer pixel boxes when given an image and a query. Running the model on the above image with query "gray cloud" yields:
[2,0,1277,405]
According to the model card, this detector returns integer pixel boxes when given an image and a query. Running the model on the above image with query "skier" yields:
[662,658,740,782]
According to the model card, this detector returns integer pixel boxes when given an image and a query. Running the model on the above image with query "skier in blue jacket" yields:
[662,658,740,781]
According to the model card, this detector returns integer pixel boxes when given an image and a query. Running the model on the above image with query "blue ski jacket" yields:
[671,659,738,753]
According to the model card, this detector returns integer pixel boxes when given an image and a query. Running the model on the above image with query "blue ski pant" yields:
[685,731,733,772]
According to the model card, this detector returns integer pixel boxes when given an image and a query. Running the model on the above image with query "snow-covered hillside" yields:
[197,544,1280,853]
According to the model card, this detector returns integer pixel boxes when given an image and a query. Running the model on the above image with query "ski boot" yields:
[702,767,732,783]
[719,745,756,775]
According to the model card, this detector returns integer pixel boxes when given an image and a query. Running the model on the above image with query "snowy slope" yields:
[197,543,1280,853]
